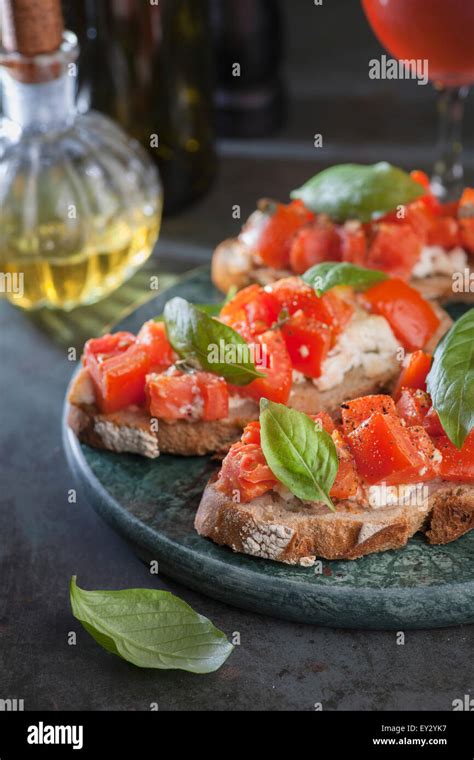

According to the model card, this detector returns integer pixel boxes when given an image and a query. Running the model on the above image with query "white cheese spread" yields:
[412,245,468,278]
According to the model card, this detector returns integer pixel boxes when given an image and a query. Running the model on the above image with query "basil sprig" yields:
[427,309,474,449]
[163,297,265,386]
[70,577,233,674]
[303,262,388,296]
[260,399,338,511]
[291,162,424,222]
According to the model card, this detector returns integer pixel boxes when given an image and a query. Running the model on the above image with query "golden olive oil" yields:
[1,207,161,311]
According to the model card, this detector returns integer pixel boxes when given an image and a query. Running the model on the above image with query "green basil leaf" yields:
[154,302,222,322]
[163,297,265,386]
[259,399,338,511]
[70,577,234,674]
[290,162,424,222]
[303,261,388,296]
[426,309,474,449]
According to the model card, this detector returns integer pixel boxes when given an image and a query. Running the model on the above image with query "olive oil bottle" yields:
[0,0,162,311]
[67,0,217,214]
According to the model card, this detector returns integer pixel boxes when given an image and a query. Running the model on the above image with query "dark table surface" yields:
[1,0,474,711]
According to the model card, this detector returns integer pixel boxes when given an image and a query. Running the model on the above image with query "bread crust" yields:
[195,480,474,564]
[211,237,474,304]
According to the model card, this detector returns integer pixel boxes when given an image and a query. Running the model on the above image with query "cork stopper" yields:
[1,0,64,57]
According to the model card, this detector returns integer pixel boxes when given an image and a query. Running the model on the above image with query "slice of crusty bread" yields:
[195,479,474,564]
[67,369,259,458]
[211,237,474,304]
[67,304,451,458]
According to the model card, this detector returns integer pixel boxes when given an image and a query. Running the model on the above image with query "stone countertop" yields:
[1,0,473,711]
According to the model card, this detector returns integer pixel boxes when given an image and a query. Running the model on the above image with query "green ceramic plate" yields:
[63,267,474,629]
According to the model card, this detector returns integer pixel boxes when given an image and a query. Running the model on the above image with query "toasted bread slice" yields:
[67,369,259,458]
[68,304,451,458]
[195,480,474,565]
[212,237,474,304]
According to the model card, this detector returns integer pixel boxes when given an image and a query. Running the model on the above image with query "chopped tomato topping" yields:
[311,411,336,434]
[396,388,432,427]
[458,188,474,254]
[423,406,444,437]
[393,350,432,401]
[289,220,340,274]
[237,329,292,404]
[146,371,228,422]
[341,394,397,436]
[410,169,430,191]
[241,420,261,446]
[136,320,177,370]
[337,223,367,265]
[266,276,354,334]
[84,332,150,413]
[330,430,361,499]
[437,432,474,483]
[241,200,314,269]
[427,216,460,249]
[366,223,423,280]
[362,278,440,352]
[220,284,280,335]
[406,426,440,479]
[321,288,355,336]
[347,412,430,485]
[216,442,278,502]
[219,308,254,344]
[281,312,332,379]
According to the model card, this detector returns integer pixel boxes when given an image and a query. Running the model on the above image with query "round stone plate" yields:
[63,267,474,629]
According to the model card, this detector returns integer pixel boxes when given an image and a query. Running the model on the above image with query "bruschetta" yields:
[68,272,451,459]
[212,166,474,304]
[195,381,474,564]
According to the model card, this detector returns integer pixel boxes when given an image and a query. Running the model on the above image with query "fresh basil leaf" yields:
[70,577,234,674]
[259,399,338,511]
[163,297,265,386]
[426,309,474,449]
[154,302,222,322]
[290,162,424,222]
[303,262,388,296]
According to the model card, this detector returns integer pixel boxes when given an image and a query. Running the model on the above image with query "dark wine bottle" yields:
[64,0,217,215]
[209,0,285,137]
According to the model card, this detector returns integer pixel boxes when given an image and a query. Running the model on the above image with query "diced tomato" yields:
[437,432,474,483]
[330,430,361,499]
[311,411,336,434]
[241,420,261,446]
[458,188,474,253]
[220,284,280,335]
[341,394,397,436]
[216,442,278,502]
[266,276,328,319]
[366,223,423,280]
[237,329,292,404]
[423,406,444,437]
[241,200,314,269]
[406,426,440,479]
[393,350,432,401]
[439,201,459,217]
[347,412,428,485]
[396,388,432,427]
[427,216,460,249]
[362,278,440,352]
[289,220,341,274]
[281,312,332,378]
[219,308,254,344]
[84,332,150,413]
[321,289,355,336]
[410,169,430,190]
[146,371,228,422]
[337,223,367,265]
[136,320,177,370]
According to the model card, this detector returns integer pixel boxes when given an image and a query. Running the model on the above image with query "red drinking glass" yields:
[362,0,474,199]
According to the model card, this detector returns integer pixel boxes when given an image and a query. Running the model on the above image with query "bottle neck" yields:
[0,31,79,133]
[1,69,77,131]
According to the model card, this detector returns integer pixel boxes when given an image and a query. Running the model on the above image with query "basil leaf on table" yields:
[303,262,388,296]
[260,399,338,511]
[70,578,234,674]
[163,297,265,386]
[427,309,474,449]
[290,162,424,222]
